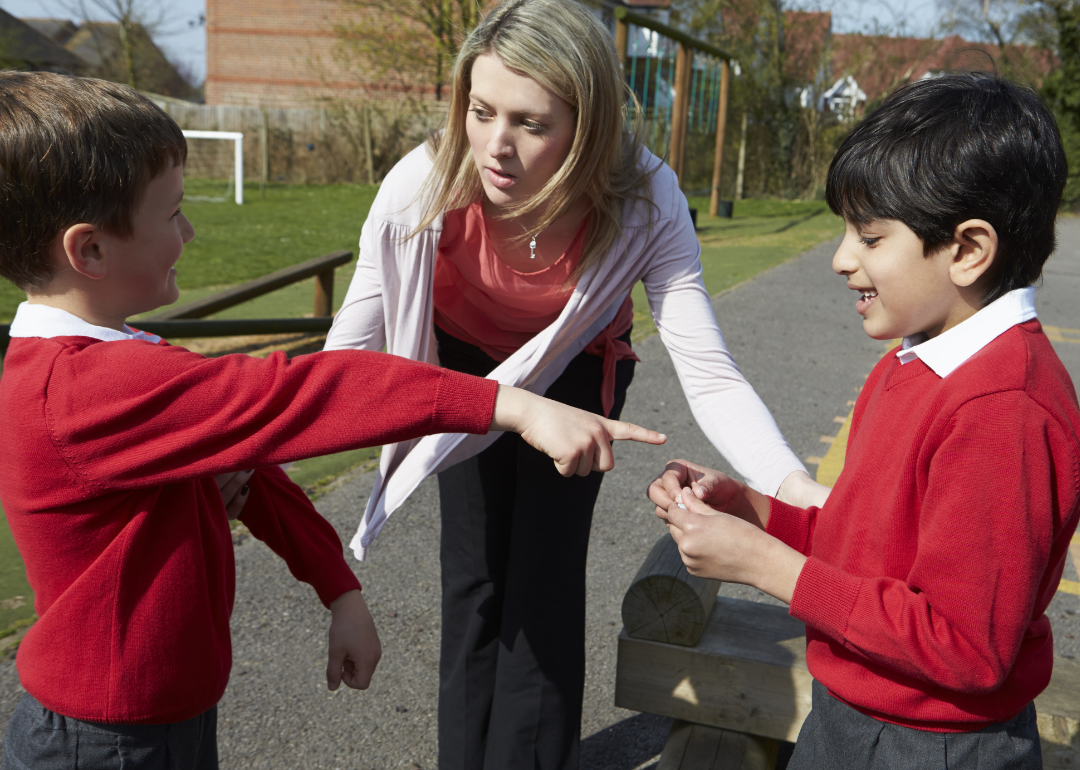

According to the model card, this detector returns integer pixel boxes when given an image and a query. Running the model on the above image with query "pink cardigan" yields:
[326,143,805,560]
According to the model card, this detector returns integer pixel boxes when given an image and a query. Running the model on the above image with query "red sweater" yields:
[0,335,498,724]
[767,320,1080,731]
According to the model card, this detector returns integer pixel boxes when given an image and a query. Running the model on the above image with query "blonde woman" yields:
[325,0,827,766]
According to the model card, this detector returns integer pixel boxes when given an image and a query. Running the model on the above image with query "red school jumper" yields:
[0,321,497,725]
[767,319,1080,731]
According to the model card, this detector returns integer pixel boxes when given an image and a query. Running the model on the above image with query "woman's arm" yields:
[324,224,386,352]
[640,204,806,498]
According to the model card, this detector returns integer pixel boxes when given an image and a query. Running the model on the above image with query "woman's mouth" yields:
[485,167,517,189]
[856,290,878,315]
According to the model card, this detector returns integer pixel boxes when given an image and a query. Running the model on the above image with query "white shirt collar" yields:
[9,302,162,344]
[896,287,1036,378]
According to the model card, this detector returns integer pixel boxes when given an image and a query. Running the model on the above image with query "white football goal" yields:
[181,130,244,205]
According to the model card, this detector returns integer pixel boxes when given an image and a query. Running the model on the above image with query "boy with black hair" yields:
[649,72,1079,769]
[0,71,663,769]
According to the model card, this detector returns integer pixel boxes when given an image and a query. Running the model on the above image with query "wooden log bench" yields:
[614,535,1080,769]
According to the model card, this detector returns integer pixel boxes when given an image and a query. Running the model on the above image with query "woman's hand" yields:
[776,470,831,509]
[491,385,665,476]
[658,487,806,604]
[647,459,770,529]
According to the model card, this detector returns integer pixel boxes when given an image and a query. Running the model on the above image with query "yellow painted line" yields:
[1073,533,1080,545]
[815,409,852,488]
[1042,325,1080,344]
[1059,579,1080,597]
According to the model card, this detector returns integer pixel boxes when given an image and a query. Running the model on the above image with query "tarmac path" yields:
[2,219,1079,769]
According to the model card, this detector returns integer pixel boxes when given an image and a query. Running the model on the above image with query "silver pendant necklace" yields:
[520,221,540,259]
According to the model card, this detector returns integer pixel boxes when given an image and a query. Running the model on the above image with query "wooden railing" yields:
[0,249,353,351]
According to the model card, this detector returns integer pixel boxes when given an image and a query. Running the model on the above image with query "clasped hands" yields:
[647,459,807,605]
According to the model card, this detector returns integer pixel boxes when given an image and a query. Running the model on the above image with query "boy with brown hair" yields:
[649,73,1079,769]
[0,71,662,769]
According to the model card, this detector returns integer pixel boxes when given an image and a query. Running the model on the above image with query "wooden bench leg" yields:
[659,720,780,770]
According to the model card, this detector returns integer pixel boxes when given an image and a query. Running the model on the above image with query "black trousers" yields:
[434,325,636,770]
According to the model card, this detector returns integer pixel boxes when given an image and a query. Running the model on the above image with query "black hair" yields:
[825,73,1067,304]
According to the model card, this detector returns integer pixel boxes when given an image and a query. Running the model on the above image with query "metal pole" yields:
[709,60,731,217]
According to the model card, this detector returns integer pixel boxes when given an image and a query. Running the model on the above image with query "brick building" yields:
[205,0,467,107]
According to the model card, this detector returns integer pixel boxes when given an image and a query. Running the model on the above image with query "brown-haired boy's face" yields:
[103,164,193,316]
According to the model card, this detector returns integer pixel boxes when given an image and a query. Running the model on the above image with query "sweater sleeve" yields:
[640,175,804,495]
[323,213,387,353]
[46,344,497,495]
[766,498,819,555]
[239,465,361,608]
[789,391,1064,693]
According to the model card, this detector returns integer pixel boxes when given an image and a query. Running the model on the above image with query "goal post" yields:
[181,130,244,205]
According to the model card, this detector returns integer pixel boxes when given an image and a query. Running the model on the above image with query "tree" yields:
[333,0,483,101]
[1040,0,1080,206]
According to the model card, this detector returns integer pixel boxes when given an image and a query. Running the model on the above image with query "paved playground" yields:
[1,220,1078,769]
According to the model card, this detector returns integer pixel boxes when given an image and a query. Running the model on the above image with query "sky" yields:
[1,0,208,83]
[0,0,943,90]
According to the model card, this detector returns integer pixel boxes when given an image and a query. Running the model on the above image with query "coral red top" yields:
[433,199,638,416]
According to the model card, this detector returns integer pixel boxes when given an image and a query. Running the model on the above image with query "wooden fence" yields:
[151,95,448,185]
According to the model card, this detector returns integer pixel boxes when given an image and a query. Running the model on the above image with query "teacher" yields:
[325,0,826,767]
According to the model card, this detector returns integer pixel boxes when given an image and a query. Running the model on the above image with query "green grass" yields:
[0,509,35,631]
[0,179,380,324]
[0,189,841,629]
[631,198,844,339]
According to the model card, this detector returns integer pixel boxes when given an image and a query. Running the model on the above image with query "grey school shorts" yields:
[1,692,218,770]
[787,680,1042,770]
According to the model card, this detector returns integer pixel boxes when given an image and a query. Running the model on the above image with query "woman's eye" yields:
[860,236,880,247]
[469,107,492,121]
[523,120,545,134]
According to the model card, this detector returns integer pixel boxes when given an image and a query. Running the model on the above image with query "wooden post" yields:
[364,104,375,185]
[709,60,731,217]
[735,111,748,200]
[314,269,334,317]
[622,535,720,646]
[669,43,691,184]
[259,106,269,198]
[615,16,629,73]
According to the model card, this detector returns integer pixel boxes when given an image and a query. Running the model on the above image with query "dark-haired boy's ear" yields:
[949,219,997,289]
[60,223,107,280]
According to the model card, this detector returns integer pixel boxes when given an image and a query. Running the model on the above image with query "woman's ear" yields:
[59,223,107,280]
[950,219,997,288]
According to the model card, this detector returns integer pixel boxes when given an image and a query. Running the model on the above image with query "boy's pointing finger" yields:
[607,420,666,446]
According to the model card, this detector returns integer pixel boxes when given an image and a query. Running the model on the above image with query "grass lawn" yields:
[0,183,841,638]
[630,197,844,339]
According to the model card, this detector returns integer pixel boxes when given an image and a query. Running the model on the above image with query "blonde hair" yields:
[417,0,655,282]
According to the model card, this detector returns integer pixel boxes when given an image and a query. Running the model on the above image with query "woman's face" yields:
[466,52,577,211]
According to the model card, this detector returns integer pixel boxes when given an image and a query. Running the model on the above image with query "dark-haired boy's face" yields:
[103,164,193,317]
[832,218,970,341]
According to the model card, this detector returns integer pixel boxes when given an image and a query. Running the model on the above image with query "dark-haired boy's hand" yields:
[327,589,382,691]
[658,488,806,605]
[647,459,769,530]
